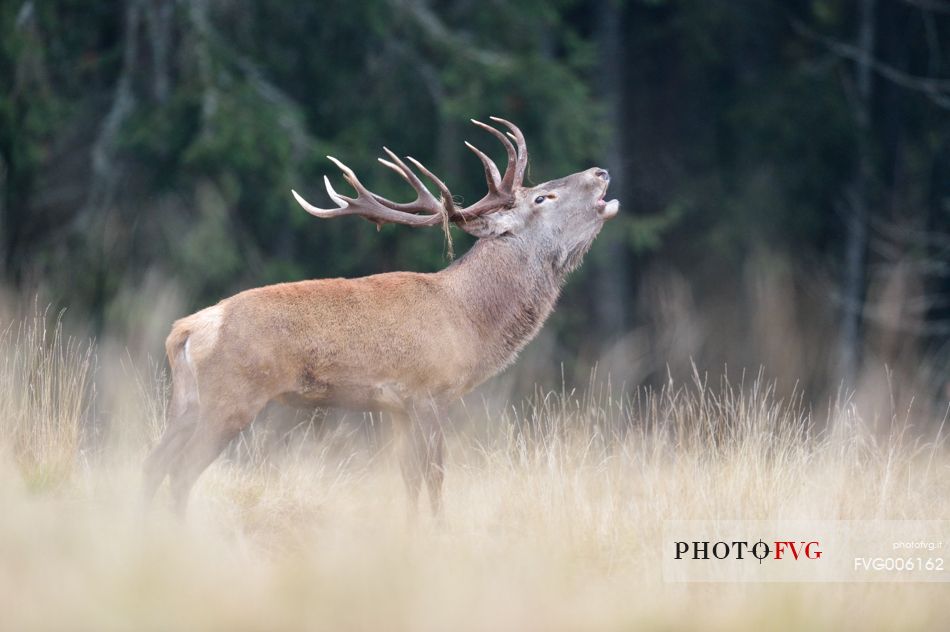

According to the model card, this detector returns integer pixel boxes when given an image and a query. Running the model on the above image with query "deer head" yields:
[291,117,619,267]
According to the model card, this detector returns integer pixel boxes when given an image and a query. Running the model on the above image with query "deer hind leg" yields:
[141,413,197,506]
[168,396,265,516]
[423,416,445,516]
[397,401,446,517]
[142,357,201,506]
[394,411,422,514]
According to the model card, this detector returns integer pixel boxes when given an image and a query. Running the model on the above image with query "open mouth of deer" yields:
[594,177,619,220]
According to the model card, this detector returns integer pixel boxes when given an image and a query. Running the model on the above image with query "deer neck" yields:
[441,235,564,375]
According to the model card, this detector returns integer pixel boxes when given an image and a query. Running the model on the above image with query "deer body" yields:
[144,118,618,514]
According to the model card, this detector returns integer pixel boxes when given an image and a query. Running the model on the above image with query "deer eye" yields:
[534,195,546,204]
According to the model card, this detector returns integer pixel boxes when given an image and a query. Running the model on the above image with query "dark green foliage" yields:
[1,0,948,390]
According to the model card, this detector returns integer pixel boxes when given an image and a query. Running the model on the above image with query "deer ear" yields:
[456,212,525,238]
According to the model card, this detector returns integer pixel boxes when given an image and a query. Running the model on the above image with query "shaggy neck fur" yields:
[441,228,595,378]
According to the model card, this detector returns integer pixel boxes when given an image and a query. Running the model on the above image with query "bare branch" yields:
[791,18,950,109]
[901,0,950,15]
[184,0,317,162]
[872,216,950,251]
[388,0,512,68]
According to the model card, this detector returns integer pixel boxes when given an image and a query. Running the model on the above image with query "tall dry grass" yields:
[0,307,94,490]
[0,308,948,631]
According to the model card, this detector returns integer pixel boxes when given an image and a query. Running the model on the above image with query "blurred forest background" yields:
[1,0,949,411]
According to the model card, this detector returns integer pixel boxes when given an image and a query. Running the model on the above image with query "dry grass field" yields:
[1,307,948,631]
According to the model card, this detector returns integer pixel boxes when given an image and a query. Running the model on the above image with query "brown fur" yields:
[143,167,616,515]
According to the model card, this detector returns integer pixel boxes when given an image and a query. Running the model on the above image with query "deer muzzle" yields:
[598,199,620,220]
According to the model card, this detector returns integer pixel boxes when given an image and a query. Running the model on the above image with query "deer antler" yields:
[291,117,529,231]
[458,116,527,219]
[291,151,451,228]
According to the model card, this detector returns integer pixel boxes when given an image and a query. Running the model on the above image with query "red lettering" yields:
[775,540,821,560]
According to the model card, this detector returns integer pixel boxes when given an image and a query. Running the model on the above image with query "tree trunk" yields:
[0,153,6,276]
[838,0,876,387]
[77,0,143,327]
[592,0,629,347]
[144,0,174,103]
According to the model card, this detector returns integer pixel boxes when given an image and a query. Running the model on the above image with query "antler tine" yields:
[452,116,531,219]
[327,155,425,220]
[326,156,370,198]
[379,147,418,186]
[376,147,446,213]
[464,141,501,193]
[292,183,348,219]
[405,156,456,216]
[489,116,528,187]
[470,119,518,191]
[291,155,448,228]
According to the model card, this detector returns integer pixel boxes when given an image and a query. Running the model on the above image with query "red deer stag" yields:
[143,117,619,515]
